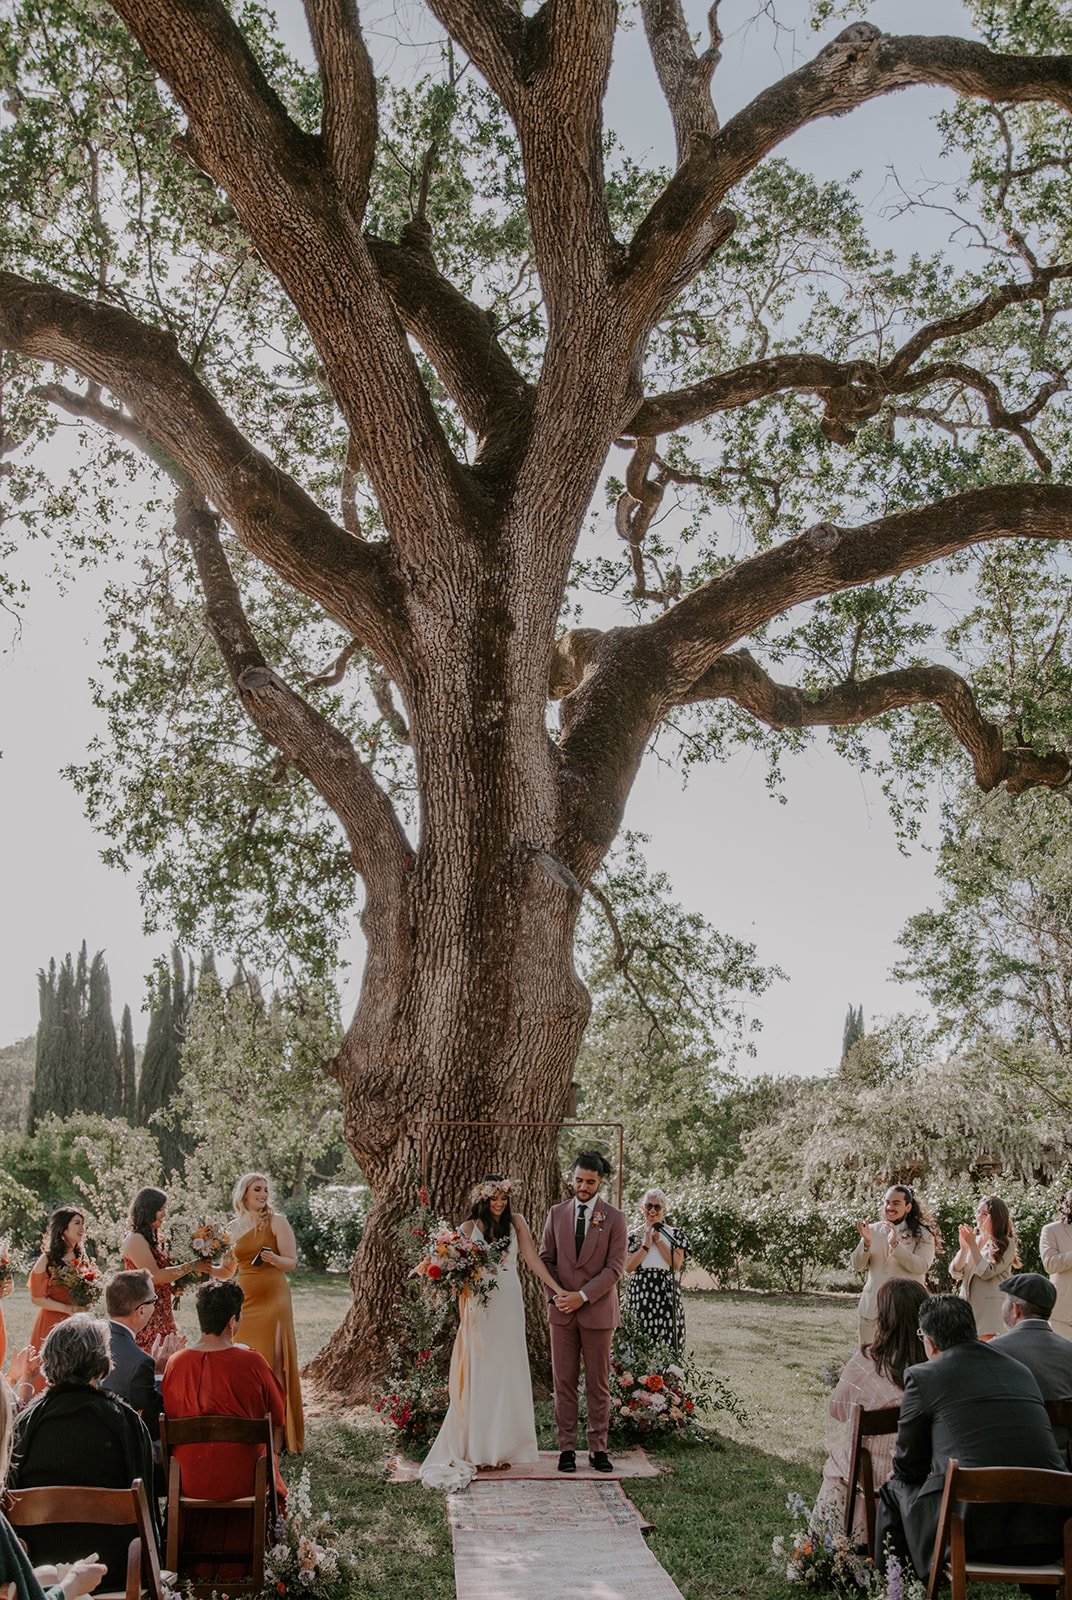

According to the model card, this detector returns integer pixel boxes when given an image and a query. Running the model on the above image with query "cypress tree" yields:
[54,954,83,1117]
[29,959,59,1131]
[83,952,122,1115]
[120,1004,137,1123]
[841,1003,865,1062]
[137,969,172,1127]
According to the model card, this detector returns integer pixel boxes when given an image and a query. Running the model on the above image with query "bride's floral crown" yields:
[470,1176,514,1203]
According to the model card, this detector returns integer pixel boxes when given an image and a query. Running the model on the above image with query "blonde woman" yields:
[231,1174,303,1453]
[624,1187,687,1352]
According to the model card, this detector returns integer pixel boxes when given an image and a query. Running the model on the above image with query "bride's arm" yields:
[513,1215,562,1294]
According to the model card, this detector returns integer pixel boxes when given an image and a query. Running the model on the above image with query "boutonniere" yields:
[592,1211,606,1230]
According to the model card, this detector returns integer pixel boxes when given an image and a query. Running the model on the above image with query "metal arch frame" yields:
[418,1120,625,1209]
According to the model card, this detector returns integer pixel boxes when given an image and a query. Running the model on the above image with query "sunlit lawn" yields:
[4,1279,1024,1598]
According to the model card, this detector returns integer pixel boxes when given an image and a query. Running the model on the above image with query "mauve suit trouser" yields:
[549,1319,614,1450]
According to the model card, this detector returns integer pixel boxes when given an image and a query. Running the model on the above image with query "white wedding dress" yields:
[418,1223,539,1491]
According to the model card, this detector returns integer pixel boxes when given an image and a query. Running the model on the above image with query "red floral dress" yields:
[123,1238,178,1350]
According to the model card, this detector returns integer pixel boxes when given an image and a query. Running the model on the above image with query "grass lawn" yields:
[1,1278,1025,1598]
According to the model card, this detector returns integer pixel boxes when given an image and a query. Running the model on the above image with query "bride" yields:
[418,1175,564,1491]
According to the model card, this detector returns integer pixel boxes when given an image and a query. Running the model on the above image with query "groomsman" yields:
[540,1151,628,1474]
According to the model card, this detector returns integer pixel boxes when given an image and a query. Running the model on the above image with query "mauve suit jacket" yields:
[539,1199,628,1330]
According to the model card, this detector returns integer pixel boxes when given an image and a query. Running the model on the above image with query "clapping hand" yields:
[8,1342,41,1391]
[55,1553,107,1598]
[958,1222,976,1249]
[856,1220,873,1248]
[151,1330,185,1373]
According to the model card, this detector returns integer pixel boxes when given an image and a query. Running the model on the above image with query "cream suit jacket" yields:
[850,1223,935,1324]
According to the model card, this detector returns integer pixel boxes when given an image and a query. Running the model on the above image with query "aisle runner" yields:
[448,1479,685,1600]
[389,1448,660,1483]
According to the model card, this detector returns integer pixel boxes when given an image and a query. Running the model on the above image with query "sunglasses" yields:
[643,1203,663,1212]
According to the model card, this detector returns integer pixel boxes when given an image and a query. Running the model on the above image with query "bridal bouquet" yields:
[0,1240,20,1286]
[171,1219,232,1296]
[414,1221,510,1308]
[53,1256,103,1308]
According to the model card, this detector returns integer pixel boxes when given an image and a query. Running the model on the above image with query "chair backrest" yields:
[161,1415,273,1450]
[843,1401,900,1552]
[160,1414,275,1593]
[5,1480,163,1600]
[926,1459,1072,1600]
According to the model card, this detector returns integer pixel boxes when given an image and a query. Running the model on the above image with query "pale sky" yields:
[0,0,978,1074]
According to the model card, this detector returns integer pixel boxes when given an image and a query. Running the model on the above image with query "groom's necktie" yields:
[574,1202,587,1257]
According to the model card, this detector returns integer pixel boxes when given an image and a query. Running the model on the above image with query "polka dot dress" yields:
[625,1228,687,1350]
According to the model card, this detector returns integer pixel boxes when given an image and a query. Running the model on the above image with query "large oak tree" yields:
[4,0,1072,1390]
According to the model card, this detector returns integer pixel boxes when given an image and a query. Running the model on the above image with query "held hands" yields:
[554,1291,585,1314]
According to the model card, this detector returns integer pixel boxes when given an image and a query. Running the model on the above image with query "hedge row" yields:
[669,1179,1068,1295]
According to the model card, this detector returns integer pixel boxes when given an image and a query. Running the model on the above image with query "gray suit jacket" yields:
[995,1317,1072,1447]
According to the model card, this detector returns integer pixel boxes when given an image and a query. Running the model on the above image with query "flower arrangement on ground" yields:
[52,1255,103,1308]
[608,1317,745,1443]
[170,1219,232,1296]
[262,1466,356,1599]
[374,1346,450,1449]
[773,1494,926,1600]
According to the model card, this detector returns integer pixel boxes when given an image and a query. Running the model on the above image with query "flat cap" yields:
[999,1272,1057,1314]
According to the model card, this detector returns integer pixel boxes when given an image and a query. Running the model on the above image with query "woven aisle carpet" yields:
[447,1478,685,1600]
[389,1448,660,1483]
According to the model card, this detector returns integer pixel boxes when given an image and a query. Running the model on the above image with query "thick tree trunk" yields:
[308,518,601,1399]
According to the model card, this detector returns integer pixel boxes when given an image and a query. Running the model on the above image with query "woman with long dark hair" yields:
[419,1175,565,1492]
[815,1277,929,1540]
[850,1185,940,1348]
[1041,1188,1072,1341]
[25,1208,89,1394]
[121,1187,207,1353]
[951,1193,1020,1339]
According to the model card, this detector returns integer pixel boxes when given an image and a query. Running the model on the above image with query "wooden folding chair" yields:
[843,1401,900,1557]
[5,1480,164,1600]
[160,1414,277,1597]
[1045,1398,1072,1468]
[925,1458,1072,1600]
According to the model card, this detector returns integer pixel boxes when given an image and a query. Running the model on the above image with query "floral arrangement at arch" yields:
[374,1346,450,1449]
[607,1317,745,1443]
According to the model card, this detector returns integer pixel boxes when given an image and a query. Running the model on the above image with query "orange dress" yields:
[27,1264,74,1393]
[234,1219,304,1453]
[0,1302,6,1371]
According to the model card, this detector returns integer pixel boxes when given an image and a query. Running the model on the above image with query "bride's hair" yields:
[469,1175,512,1242]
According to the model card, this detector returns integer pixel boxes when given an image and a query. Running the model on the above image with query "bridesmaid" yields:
[26,1207,86,1393]
[232,1173,304,1454]
[122,1186,221,1352]
[0,1270,11,1371]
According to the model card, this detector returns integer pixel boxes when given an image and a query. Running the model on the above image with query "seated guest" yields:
[994,1271,1072,1450]
[9,1317,157,1592]
[0,1380,106,1600]
[162,1280,286,1578]
[814,1278,928,1539]
[102,1270,182,1443]
[876,1293,1068,1580]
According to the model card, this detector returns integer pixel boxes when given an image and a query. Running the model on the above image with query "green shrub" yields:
[284,1185,368,1273]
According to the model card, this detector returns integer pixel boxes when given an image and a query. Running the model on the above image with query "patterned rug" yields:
[448,1479,685,1600]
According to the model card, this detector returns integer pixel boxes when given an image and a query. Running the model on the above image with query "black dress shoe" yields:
[588,1451,613,1473]
[558,1449,576,1473]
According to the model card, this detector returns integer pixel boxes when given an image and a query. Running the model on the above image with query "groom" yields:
[540,1150,628,1473]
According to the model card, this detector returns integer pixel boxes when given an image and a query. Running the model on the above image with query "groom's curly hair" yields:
[470,1176,513,1241]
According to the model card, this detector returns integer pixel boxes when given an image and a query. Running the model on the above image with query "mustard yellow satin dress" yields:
[234,1218,304,1453]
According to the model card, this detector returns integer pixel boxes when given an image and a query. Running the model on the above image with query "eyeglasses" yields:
[917,1326,930,1340]
[643,1203,663,1212]
[139,1298,158,1309]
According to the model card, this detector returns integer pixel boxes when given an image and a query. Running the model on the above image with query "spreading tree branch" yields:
[622,27,1072,332]
[554,482,1072,868]
[303,0,379,221]
[686,649,1071,795]
[176,487,413,894]
[639,0,721,161]
[0,270,400,657]
[109,0,473,535]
